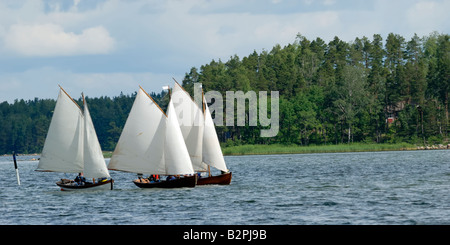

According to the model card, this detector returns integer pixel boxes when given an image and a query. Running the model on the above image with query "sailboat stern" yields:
[133,175,197,188]
[197,172,232,185]
[57,179,114,191]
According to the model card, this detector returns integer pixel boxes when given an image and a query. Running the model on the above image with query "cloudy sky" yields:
[0,0,449,103]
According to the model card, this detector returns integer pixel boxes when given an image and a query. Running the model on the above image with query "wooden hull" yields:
[56,179,114,191]
[133,175,197,188]
[197,172,232,185]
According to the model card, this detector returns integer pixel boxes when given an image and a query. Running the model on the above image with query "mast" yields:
[202,90,206,114]
[201,85,211,177]
[81,92,85,109]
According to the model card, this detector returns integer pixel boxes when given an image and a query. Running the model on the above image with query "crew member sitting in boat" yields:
[74,173,86,186]
[166,175,176,181]
[148,174,160,183]
[137,173,148,183]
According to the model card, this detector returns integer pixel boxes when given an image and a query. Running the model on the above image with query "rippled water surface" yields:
[1,150,449,225]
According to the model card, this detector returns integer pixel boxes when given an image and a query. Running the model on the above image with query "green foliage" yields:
[222,142,416,155]
[194,32,449,146]
[0,94,136,154]
[1,32,449,154]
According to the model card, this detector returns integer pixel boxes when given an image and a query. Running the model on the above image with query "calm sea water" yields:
[0,150,449,225]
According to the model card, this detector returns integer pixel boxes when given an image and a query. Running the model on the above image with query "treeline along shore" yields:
[3,142,450,159]
[1,32,449,155]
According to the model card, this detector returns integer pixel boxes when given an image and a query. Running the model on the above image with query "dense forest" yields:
[1,32,449,154]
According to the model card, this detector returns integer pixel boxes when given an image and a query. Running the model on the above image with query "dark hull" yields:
[197,172,232,185]
[56,179,114,191]
[133,175,197,188]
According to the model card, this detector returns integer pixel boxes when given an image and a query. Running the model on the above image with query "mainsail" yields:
[108,87,194,176]
[82,97,110,178]
[172,82,228,173]
[202,94,228,172]
[37,89,84,173]
[164,100,197,175]
[171,84,206,172]
[37,87,110,179]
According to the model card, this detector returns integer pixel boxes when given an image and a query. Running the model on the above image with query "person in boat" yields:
[166,175,176,181]
[74,173,86,186]
[148,174,160,183]
[137,173,145,182]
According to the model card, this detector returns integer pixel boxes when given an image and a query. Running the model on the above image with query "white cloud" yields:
[323,0,336,6]
[406,1,450,36]
[0,66,179,103]
[250,11,340,45]
[0,0,448,103]
[4,23,115,56]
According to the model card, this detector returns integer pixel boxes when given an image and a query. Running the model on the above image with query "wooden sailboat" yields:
[108,86,196,188]
[172,82,231,185]
[36,86,113,191]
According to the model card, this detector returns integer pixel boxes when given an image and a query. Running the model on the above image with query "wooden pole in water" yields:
[12,151,21,185]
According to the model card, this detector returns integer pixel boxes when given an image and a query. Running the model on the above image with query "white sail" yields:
[109,87,194,175]
[82,99,110,178]
[37,89,84,173]
[109,88,166,174]
[171,83,206,171]
[202,95,228,172]
[164,100,195,175]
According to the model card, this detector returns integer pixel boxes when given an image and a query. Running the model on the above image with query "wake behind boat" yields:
[36,86,113,191]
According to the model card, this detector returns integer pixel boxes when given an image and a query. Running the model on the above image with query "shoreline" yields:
[3,143,449,159]
[221,143,450,156]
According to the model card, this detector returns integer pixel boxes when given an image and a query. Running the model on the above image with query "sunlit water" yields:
[1,150,449,225]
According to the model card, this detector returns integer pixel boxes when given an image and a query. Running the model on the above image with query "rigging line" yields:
[58,84,83,113]
[81,92,86,115]
[139,85,168,117]
[172,78,203,111]
[202,90,206,116]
